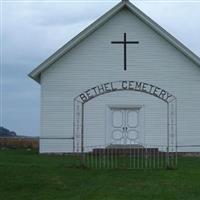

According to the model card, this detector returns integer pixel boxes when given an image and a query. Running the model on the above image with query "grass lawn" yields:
[0,149,200,200]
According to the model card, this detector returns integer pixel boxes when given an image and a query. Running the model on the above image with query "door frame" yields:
[105,104,145,146]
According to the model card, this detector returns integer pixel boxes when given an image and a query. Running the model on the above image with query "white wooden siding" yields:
[39,8,200,153]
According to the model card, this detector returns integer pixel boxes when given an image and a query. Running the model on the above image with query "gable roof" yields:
[29,0,200,83]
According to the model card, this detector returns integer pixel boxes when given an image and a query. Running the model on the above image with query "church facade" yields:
[29,0,200,153]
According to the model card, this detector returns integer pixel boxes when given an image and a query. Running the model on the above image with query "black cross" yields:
[111,33,139,71]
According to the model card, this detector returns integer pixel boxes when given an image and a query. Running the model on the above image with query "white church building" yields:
[29,0,200,154]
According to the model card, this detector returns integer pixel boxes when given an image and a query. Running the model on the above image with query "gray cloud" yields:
[2,1,200,136]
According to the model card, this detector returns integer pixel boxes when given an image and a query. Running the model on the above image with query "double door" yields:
[110,107,141,145]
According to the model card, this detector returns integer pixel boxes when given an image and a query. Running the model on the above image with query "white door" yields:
[109,107,142,145]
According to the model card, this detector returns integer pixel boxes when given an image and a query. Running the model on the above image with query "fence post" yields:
[81,104,85,167]
[166,103,170,169]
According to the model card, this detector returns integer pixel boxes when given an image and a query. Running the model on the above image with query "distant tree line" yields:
[0,127,17,137]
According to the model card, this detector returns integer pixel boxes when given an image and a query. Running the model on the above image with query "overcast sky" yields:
[1,0,200,136]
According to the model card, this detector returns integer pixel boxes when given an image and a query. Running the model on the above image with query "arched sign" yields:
[73,80,177,159]
[77,80,175,104]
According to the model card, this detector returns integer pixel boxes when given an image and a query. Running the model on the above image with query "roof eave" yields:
[28,72,40,83]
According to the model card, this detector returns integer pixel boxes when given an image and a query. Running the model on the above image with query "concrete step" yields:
[92,147,160,155]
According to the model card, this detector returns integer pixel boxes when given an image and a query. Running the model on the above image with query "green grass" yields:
[0,149,200,200]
